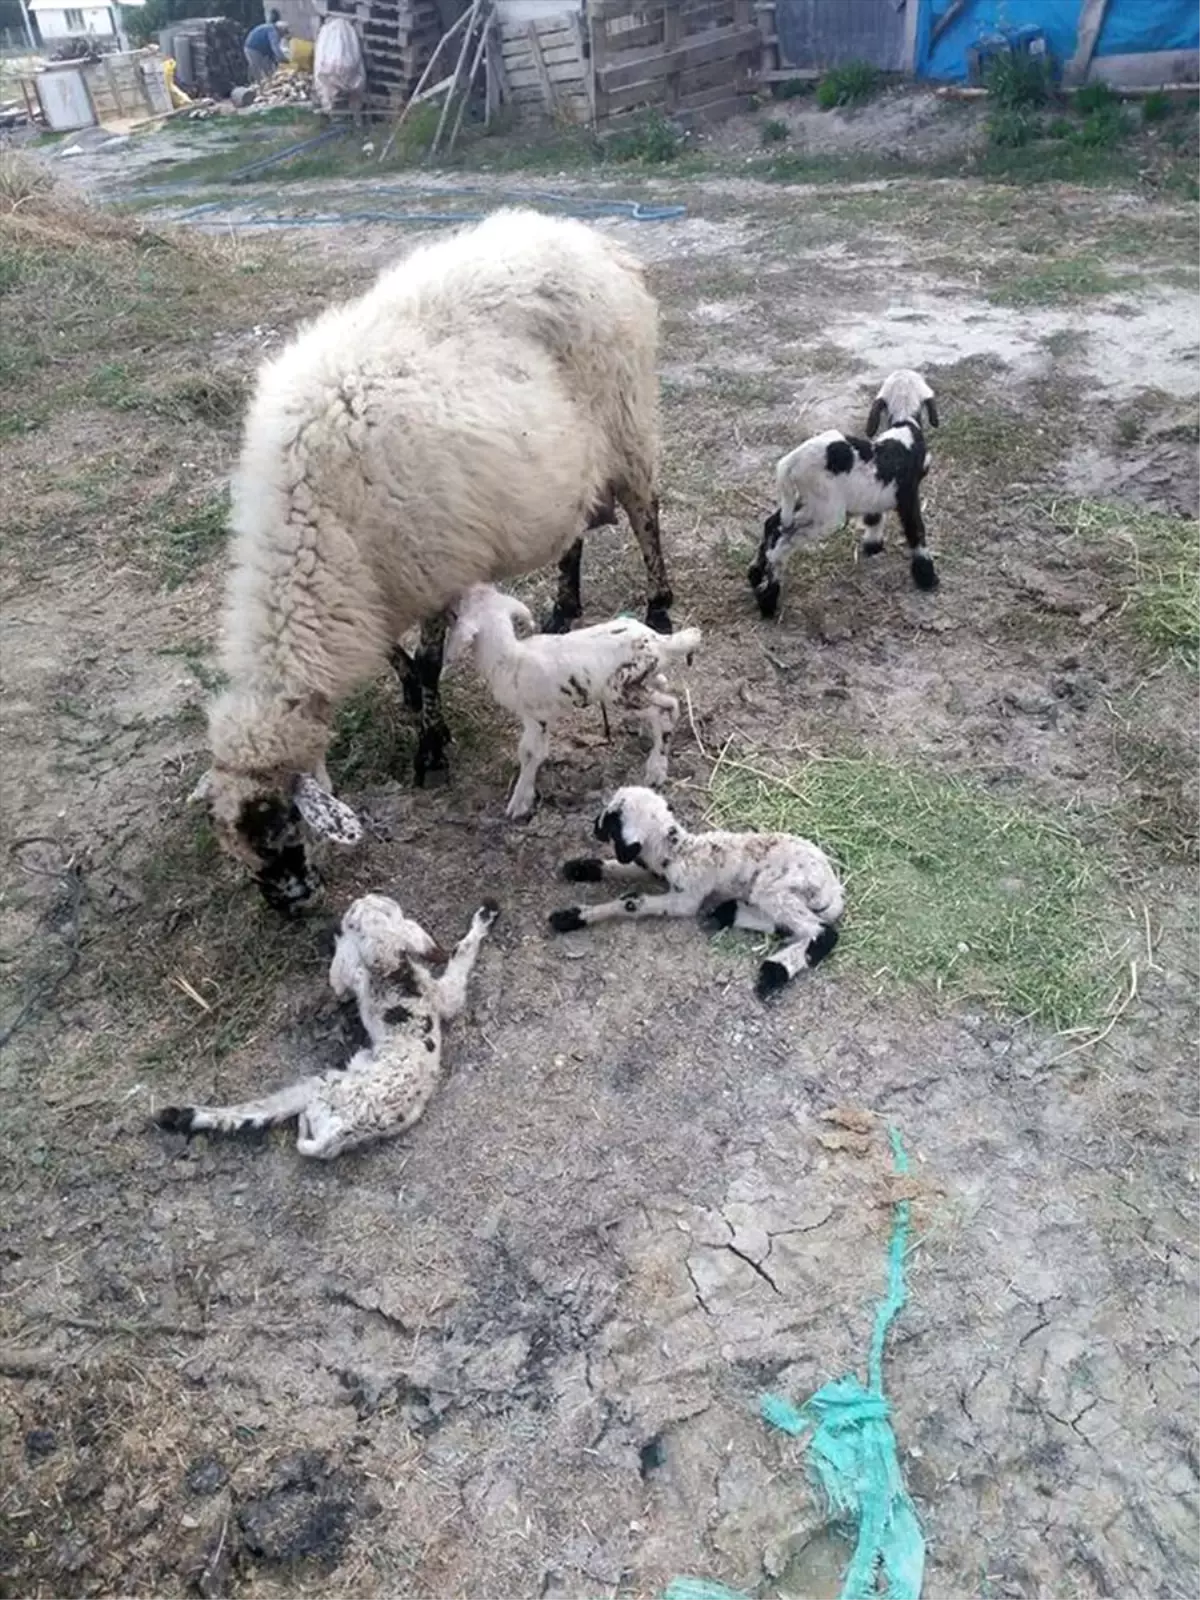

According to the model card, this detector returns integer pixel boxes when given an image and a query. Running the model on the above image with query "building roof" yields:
[28,0,147,11]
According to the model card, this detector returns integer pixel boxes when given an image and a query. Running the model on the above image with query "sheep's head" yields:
[866,369,939,437]
[192,767,362,916]
[330,893,448,997]
[594,785,681,871]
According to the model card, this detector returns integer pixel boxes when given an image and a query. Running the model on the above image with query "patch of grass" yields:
[1141,90,1171,124]
[605,110,687,165]
[149,490,230,589]
[772,76,815,101]
[1072,103,1133,148]
[987,108,1044,148]
[709,753,1119,1031]
[816,61,881,110]
[1073,82,1121,116]
[989,254,1124,306]
[933,404,1055,475]
[1054,499,1200,663]
[986,50,1055,111]
[972,134,1140,185]
[760,117,790,146]
[327,679,407,789]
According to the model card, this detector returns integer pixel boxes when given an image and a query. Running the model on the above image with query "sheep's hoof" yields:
[562,857,604,883]
[911,554,939,592]
[645,605,673,636]
[806,925,840,969]
[549,907,587,933]
[754,582,781,620]
[755,959,790,1000]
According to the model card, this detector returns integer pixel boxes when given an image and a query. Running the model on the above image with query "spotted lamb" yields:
[548,786,843,1000]
[748,368,939,618]
[155,894,498,1159]
[444,584,701,820]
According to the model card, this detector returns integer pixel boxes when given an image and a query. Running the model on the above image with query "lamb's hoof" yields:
[754,582,781,620]
[755,959,790,1000]
[414,762,450,789]
[861,538,886,558]
[645,605,673,636]
[911,555,939,592]
[155,1106,196,1135]
[806,925,840,968]
[476,899,501,926]
[542,605,579,635]
[549,907,586,933]
[562,857,604,883]
[708,899,739,929]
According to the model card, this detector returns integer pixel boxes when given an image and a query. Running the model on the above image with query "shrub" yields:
[1071,104,1132,148]
[606,110,685,164]
[987,109,1043,148]
[760,118,789,146]
[1141,90,1171,124]
[773,77,814,101]
[985,50,1054,110]
[816,61,881,110]
[1074,80,1121,115]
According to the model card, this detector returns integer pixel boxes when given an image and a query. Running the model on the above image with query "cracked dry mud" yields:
[1,134,1198,1600]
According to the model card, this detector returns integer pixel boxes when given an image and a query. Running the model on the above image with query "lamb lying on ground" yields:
[548,786,843,999]
[748,368,939,618]
[155,894,498,1159]
[444,584,702,820]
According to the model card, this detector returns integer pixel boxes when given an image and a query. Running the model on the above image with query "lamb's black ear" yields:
[924,397,940,429]
[594,806,621,844]
[866,398,887,438]
[613,834,642,866]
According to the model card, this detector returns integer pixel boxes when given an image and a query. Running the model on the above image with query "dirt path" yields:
[1,148,1197,1600]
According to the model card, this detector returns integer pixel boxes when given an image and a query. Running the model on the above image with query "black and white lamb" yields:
[748,368,939,618]
[547,786,843,1000]
[155,894,498,1159]
[444,584,702,820]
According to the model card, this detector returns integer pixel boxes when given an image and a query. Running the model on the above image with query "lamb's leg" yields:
[560,858,659,885]
[155,1077,320,1139]
[636,689,679,787]
[896,484,938,592]
[432,901,500,1021]
[752,512,805,620]
[409,613,452,786]
[749,894,840,1000]
[707,900,777,933]
[549,888,704,933]
[859,512,886,557]
[507,719,550,821]
[617,486,673,635]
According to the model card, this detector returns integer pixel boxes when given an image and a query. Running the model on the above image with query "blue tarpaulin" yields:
[915,0,1199,81]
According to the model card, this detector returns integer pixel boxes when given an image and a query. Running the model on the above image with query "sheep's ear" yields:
[293,774,363,845]
[866,398,887,438]
[924,397,940,429]
[188,769,215,805]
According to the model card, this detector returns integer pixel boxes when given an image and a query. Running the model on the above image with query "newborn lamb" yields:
[548,786,843,999]
[444,583,702,820]
[155,894,498,1159]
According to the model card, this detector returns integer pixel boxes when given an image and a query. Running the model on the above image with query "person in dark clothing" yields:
[244,19,288,81]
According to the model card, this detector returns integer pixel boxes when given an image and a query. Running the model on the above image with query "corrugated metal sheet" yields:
[775,0,909,73]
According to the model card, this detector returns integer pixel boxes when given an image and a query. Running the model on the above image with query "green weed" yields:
[606,110,686,165]
[709,753,1120,1031]
[985,50,1054,111]
[150,491,230,589]
[816,61,881,111]
[989,255,1123,306]
[760,118,790,147]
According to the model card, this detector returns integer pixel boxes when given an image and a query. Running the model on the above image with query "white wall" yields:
[36,7,117,40]
[496,1,582,21]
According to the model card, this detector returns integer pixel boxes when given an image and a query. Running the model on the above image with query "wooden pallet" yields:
[498,8,591,123]
[591,0,759,125]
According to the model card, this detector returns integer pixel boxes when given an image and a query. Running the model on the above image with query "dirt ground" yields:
[1,103,1198,1600]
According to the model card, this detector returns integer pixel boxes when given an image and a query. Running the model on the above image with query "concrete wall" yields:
[34,7,118,41]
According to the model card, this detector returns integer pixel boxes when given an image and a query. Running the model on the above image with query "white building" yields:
[28,0,145,47]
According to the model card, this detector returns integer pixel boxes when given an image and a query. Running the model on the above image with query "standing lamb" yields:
[548,786,844,1000]
[196,209,672,912]
[443,583,702,819]
[747,375,937,618]
[155,894,499,1159]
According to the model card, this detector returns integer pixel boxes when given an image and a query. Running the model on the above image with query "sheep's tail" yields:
[155,1078,319,1139]
[655,626,703,665]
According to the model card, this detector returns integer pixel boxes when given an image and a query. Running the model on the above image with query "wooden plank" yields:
[571,4,596,125]
[595,18,664,57]
[1065,0,1113,84]
[595,23,760,94]
[931,0,971,46]
[504,63,587,90]
[525,18,559,115]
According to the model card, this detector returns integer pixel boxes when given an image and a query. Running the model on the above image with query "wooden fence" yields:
[590,0,760,124]
[497,8,593,123]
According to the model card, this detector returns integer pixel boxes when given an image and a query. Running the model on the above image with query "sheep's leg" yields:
[544,538,585,634]
[618,486,673,635]
[507,719,549,821]
[549,888,704,933]
[896,485,938,592]
[409,613,452,786]
[750,896,840,1000]
[560,858,659,885]
[432,901,500,1021]
[859,512,886,557]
